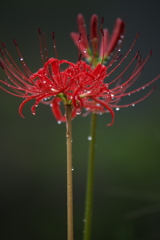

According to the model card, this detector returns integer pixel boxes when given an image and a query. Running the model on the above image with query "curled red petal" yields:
[92,97,115,126]
[19,97,34,118]
[51,98,66,122]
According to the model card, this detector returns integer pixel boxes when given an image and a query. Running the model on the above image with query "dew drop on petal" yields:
[76,111,81,115]
[132,104,135,107]
[88,136,92,141]
[76,108,81,115]
[111,94,114,99]
[57,121,61,124]
[116,107,120,111]
[84,50,87,53]
[72,167,74,171]
[118,39,122,44]
[20,58,23,61]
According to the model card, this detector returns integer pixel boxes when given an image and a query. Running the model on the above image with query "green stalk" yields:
[83,113,97,240]
[65,104,74,240]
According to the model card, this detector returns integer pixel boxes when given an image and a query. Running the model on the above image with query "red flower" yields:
[0,29,159,126]
[0,39,108,122]
[71,14,125,65]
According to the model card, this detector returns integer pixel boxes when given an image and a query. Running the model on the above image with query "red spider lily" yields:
[0,30,159,126]
[0,39,108,122]
[70,14,125,64]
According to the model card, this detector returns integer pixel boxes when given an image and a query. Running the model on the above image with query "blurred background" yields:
[0,0,160,239]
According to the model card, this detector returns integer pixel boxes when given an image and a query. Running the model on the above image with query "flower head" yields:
[0,37,108,122]
[71,14,125,65]
[0,24,159,126]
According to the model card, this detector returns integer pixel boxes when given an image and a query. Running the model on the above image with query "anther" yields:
[1,42,6,48]
[150,50,153,56]
[52,31,55,40]
[38,28,41,35]
[13,39,18,47]
[78,33,82,42]
[78,53,82,61]
[101,29,104,37]
[135,51,139,59]
[0,48,4,56]
[0,61,4,69]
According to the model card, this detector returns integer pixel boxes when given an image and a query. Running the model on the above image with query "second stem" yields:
[83,113,97,240]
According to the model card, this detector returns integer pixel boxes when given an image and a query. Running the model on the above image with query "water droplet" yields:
[84,50,87,53]
[76,108,81,115]
[132,104,135,107]
[76,111,81,115]
[72,167,74,171]
[20,58,23,61]
[128,93,131,96]
[111,94,114,99]
[57,121,61,124]
[32,112,36,115]
[116,107,120,111]
[83,219,86,222]
[88,136,92,141]
[142,87,145,90]
[118,49,121,52]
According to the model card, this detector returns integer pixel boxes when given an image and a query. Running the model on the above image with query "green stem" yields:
[83,113,97,240]
[65,104,74,240]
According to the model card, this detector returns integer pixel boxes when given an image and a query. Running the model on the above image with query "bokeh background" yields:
[0,0,160,239]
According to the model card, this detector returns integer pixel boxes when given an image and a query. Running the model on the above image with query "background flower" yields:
[71,14,125,65]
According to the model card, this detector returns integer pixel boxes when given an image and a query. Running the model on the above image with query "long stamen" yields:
[52,32,58,59]
[13,39,32,77]
[38,28,45,64]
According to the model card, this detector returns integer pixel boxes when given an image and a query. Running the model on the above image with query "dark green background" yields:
[0,0,160,239]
